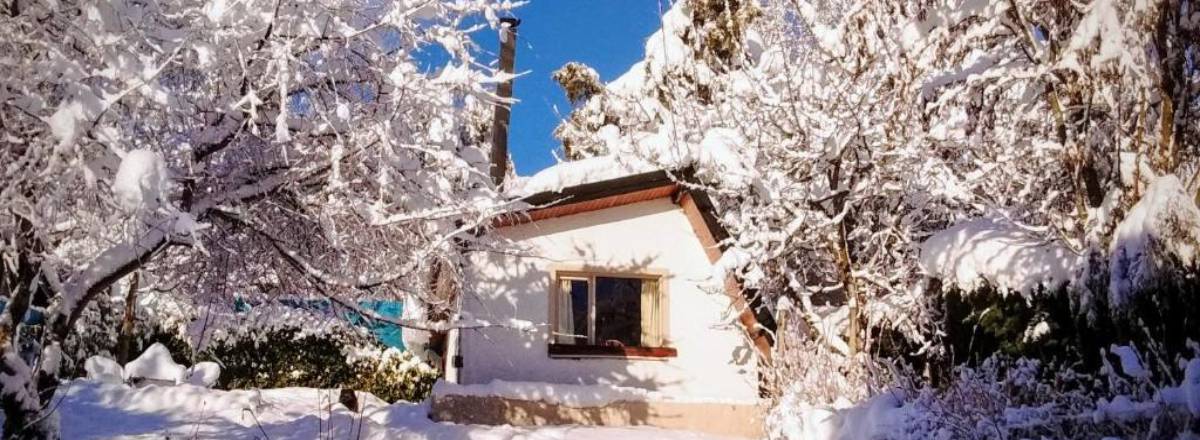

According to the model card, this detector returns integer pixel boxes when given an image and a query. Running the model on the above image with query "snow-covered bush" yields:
[764,303,896,405]
[202,326,436,402]
[345,347,438,403]
[62,291,193,378]
[771,353,1200,439]
[552,62,603,106]
[205,326,364,390]
[914,354,1198,439]
[61,286,436,400]
[185,362,221,388]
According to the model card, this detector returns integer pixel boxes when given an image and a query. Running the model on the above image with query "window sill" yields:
[547,344,677,359]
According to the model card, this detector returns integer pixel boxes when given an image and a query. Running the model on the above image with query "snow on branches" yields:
[1,0,524,436]
[549,0,1198,367]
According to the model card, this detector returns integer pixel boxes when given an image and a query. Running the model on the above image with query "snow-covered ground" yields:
[50,380,735,440]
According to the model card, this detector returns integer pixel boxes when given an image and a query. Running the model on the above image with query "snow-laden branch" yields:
[188,166,324,215]
[54,218,175,330]
[216,211,534,332]
[365,197,526,227]
[51,162,319,331]
[220,211,413,290]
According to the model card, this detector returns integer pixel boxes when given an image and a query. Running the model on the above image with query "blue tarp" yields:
[234,297,406,350]
[347,300,406,350]
[0,299,45,325]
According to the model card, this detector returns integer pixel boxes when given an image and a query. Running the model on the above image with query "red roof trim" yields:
[492,184,680,228]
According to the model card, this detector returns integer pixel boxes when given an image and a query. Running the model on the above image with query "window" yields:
[550,271,674,358]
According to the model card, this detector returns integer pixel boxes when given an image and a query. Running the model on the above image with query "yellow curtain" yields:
[640,278,661,347]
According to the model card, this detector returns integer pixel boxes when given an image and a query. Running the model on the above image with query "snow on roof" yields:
[1108,175,1200,306]
[507,154,659,198]
[918,217,1081,296]
[508,126,750,199]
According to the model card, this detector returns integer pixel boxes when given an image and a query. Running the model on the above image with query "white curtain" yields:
[556,279,576,345]
[640,278,661,347]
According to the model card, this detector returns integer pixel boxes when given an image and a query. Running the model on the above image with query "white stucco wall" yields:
[457,198,759,403]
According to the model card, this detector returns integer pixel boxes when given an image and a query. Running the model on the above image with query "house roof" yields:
[493,163,773,364]
[495,169,684,229]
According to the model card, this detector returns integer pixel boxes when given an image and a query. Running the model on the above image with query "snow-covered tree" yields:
[0,0,523,436]
[551,0,1198,405]
[903,0,1199,311]
[552,0,952,360]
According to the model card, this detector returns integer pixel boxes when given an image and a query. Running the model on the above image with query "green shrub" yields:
[937,267,1200,378]
[940,285,1081,365]
[201,327,437,402]
[345,349,437,403]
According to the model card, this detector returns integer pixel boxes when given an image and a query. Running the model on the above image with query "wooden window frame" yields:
[547,266,674,359]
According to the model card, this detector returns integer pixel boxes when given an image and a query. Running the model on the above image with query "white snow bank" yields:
[433,379,758,406]
[1108,174,1200,306]
[112,149,170,211]
[1185,358,1200,416]
[84,356,124,384]
[184,361,221,387]
[1096,355,1200,423]
[54,379,730,439]
[833,390,911,440]
[919,217,1081,296]
[123,342,185,384]
[767,389,909,440]
[1092,394,1158,423]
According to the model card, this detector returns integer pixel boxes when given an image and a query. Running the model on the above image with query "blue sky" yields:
[468,1,667,175]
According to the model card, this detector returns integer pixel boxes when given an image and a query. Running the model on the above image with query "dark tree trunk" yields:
[115,272,140,364]
[0,214,53,439]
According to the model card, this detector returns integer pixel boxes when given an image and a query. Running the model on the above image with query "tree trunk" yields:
[0,214,54,439]
[824,156,865,355]
[115,272,140,364]
[23,229,170,439]
[833,219,864,355]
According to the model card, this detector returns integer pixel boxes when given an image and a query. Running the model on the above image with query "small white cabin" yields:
[434,161,771,438]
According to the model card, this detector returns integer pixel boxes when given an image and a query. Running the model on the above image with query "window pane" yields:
[595,277,642,347]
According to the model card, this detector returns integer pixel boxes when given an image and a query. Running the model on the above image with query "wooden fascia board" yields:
[678,191,773,365]
[492,184,680,228]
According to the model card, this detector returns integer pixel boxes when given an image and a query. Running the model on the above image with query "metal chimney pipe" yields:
[490,17,520,187]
